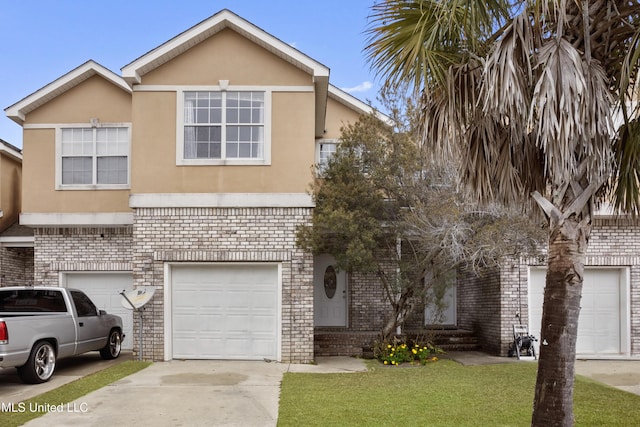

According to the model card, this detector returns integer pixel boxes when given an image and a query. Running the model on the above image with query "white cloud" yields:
[341,81,373,93]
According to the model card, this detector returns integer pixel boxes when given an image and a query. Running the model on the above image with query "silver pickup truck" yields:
[0,286,124,384]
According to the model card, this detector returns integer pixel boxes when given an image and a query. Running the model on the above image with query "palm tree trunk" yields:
[531,215,589,427]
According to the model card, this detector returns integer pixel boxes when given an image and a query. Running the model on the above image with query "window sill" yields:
[55,184,131,191]
[176,158,271,166]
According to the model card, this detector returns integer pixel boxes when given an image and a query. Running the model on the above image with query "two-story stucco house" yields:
[5,9,640,363]
[4,9,386,362]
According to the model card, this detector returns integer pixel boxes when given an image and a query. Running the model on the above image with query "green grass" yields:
[0,360,151,427]
[278,360,640,427]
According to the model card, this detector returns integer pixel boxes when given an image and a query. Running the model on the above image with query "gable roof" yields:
[121,9,331,137]
[4,10,381,137]
[122,9,330,84]
[5,60,131,125]
[0,138,22,162]
[328,85,393,125]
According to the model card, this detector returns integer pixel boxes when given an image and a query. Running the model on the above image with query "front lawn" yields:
[278,360,640,426]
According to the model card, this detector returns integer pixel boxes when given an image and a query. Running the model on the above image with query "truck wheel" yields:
[17,341,56,384]
[100,329,122,360]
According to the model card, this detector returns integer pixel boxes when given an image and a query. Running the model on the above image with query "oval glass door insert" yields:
[324,266,337,299]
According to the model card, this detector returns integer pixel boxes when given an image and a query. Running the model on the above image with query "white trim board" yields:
[20,212,134,227]
[129,193,314,208]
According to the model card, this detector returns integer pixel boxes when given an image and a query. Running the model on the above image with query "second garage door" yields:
[64,272,134,350]
[529,267,627,356]
[171,264,279,360]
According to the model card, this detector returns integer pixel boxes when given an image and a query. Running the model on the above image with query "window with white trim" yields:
[183,91,265,160]
[316,140,338,173]
[60,126,129,188]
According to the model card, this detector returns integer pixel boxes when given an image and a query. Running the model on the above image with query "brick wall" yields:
[314,268,389,357]
[586,217,640,356]
[348,270,389,331]
[0,247,34,287]
[132,207,314,363]
[457,266,502,354]
[33,227,133,287]
[473,217,640,356]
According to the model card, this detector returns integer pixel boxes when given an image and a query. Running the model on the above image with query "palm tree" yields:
[365,1,640,426]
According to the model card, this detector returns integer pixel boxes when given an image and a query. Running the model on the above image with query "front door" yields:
[314,255,347,327]
[425,272,457,326]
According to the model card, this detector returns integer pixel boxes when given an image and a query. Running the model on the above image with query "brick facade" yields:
[33,227,133,287]
[30,208,314,363]
[0,247,34,287]
[314,253,430,356]
[457,267,502,354]
[132,207,314,363]
[458,217,640,356]
[29,215,640,360]
[314,269,387,357]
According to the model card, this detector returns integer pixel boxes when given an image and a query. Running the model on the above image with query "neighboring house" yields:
[461,210,640,359]
[5,9,638,362]
[0,139,33,287]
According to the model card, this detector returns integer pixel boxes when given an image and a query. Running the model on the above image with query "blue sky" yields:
[0,0,382,148]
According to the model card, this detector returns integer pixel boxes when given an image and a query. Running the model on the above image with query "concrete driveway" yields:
[0,351,134,405]
[15,357,366,427]
[574,359,640,396]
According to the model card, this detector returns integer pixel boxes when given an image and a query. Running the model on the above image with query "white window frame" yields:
[55,123,131,190]
[176,86,272,166]
[315,139,339,175]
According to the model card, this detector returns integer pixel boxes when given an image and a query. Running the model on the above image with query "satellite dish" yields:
[120,287,156,310]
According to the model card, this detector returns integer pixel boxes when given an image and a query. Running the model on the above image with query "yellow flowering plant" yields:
[374,338,443,366]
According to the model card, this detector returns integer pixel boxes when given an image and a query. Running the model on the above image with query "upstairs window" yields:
[183,91,265,161]
[60,126,129,188]
[316,140,338,174]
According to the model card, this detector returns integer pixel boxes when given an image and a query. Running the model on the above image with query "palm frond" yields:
[461,115,525,205]
[530,38,588,189]
[482,11,533,141]
[365,0,510,91]
[611,118,640,215]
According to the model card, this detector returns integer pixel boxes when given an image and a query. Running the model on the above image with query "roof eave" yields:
[121,9,330,86]
[5,60,131,126]
[328,85,393,125]
[0,139,22,162]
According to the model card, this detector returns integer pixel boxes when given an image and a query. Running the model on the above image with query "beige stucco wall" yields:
[130,28,317,194]
[0,154,22,231]
[22,128,130,213]
[130,90,316,193]
[142,28,313,87]
[25,75,131,125]
[323,97,364,140]
[21,76,132,213]
[20,27,369,212]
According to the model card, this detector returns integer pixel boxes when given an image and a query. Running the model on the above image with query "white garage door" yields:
[529,268,626,356]
[65,272,134,350]
[171,264,279,360]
